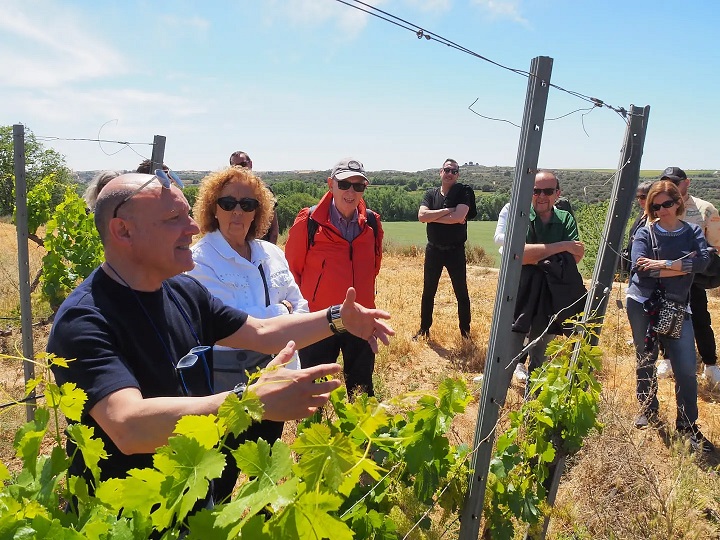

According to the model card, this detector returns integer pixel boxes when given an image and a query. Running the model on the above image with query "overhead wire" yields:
[335,0,639,126]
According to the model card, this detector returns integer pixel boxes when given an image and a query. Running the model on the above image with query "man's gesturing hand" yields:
[339,287,394,353]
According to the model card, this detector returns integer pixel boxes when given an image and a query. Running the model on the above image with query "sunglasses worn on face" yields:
[217,196,260,212]
[336,180,367,192]
[113,169,184,218]
[233,160,251,168]
[650,199,677,211]
[443,167,460,175]
[175,345,213,396]
[637,194,647,200]
[533,187,557,196]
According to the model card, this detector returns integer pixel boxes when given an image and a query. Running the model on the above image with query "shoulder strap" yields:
[307,205,319,248]
[257,264,271,307]
[307,205,377,249]
[365,209,378,237]
[647,222,660,259]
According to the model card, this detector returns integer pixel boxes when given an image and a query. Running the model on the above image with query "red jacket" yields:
[285,191,383,312]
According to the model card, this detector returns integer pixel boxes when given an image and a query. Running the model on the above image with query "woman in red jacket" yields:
[285,157,383,397]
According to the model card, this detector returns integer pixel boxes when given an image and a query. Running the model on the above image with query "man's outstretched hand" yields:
[251,341,342,421]
[339,287,394,353]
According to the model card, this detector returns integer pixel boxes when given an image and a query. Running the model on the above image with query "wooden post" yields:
[150,135,166,172]
[13,124,35,422]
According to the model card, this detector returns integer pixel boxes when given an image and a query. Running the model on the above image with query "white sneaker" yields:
[513,363,529,382]
[702,365,720,388]
[657,358,673,379]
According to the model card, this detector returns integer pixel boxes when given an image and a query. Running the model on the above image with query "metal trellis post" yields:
[524,104,651,540]
[13,124,35,422]
[459,55,553,540]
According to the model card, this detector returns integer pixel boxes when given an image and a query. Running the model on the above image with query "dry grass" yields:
[0,230,719,538]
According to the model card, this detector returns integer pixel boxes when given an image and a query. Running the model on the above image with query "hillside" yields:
[74,166,720,209]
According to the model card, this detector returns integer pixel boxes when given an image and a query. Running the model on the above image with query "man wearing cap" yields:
[414,158,474,340]
[285,158,383,397]
[658,166,720,387]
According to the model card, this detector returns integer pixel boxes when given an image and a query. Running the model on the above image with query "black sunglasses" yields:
[233,160,252,168]
[113,169,184,218]
[336,180,367,192]
[533,187,557,196]
[637,194,647,200]
[175,345,213,396]
[216,196,260,212]
[443,167,459,175]
[650,199,677,211]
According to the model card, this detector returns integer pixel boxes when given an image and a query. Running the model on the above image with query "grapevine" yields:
[483,329,603,539]
[0,355,471,539]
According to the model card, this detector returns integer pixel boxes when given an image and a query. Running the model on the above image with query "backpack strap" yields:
[307,205,319,248]
[307,205,378,249]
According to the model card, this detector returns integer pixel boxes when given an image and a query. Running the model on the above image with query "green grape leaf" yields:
[215,477,299,531]
[66,423,107,486]
[268,491,353,540]
[173,414,222,450]
[232,438,292,484]
[58,382,87,422]
[14,407,49,477]
[292,423,380,492]
[0,460,10,481]
[218,391,264,437]
[150,436,225,527]
[96,470,164,520]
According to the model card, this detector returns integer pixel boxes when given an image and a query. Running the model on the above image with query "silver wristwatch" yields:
[326,305,347,334]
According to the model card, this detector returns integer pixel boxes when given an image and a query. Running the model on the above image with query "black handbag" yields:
[652,296,685,339]
[693,249,720,289]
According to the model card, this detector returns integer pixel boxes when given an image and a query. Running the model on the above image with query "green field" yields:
[382,221,500,266]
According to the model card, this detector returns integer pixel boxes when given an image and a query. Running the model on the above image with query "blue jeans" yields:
[626,298,698,430]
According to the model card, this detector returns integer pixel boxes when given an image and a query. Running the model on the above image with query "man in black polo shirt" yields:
[414,158,474,340]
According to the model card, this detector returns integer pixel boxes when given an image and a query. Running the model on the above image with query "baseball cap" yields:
[330,158,368,182]
[660,166,687,183]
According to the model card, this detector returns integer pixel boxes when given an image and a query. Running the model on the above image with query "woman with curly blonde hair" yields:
[188,166,308,501]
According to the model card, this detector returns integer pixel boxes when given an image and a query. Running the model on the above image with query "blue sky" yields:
[2,0,718,173]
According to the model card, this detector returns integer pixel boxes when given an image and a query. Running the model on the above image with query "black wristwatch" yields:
[326,305,347,334]
[232,383,247,399]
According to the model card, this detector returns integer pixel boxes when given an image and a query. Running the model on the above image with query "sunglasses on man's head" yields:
[533,187,557,196]
[112,169,184,218]
[216,196,260,212]
[443,167,460,175]
[335,179,367,192]
[650,199,677,212]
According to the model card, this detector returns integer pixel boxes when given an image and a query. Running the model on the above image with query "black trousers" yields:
[690,282,717,366]
[300,333,375,397]
[419,243,471,335]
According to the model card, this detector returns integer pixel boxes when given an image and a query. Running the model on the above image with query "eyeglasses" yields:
[650,199,677,211]
[533,187,557,196]
[443,167,460,175]
[175,345,213,396]
[216,196,260,212]
[112,169,184,218]
[636,194,647,200]
[335,180,368,192]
